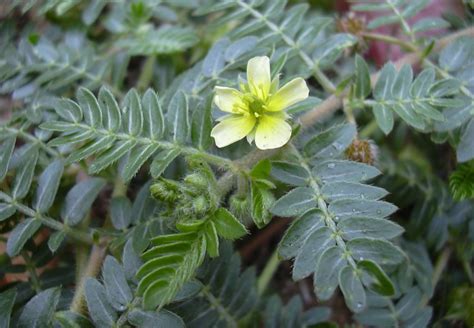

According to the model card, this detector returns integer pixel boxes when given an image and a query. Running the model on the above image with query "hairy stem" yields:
[70,245,108,314]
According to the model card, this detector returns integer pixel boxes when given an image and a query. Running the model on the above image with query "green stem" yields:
[200,286,237,327]
[58,122,239,173]
[116,298,141,327]
[1,126,62,158]
[419,247,451,308]
[136,55,156,92]
[361,32,417,52]
[257,249,280,295]
[432,247,452,288]
[0,191,93,245]
[385,0,416,43]
[462,258,474,284]
[359,120,379,138]
[22,251,41,293]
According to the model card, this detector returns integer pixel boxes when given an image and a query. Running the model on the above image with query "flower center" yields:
[247,96,267,117]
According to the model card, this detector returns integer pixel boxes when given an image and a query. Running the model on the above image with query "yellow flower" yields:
[210,56,309,150]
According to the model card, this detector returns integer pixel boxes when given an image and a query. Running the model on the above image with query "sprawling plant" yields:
[1,0,473,327]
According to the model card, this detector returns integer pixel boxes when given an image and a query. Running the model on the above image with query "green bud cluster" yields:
[150,159,220,223]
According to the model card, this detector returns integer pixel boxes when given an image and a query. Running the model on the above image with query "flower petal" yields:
[267,77,309,112]
[247,56,271,99]
[211,115,256,148]
[214,87,247,114]
[255,115,292,150]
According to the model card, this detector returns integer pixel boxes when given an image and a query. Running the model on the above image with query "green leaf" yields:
[337,217,404,240]
[304,124,356,158]
[403,307,432,328]
[61,178,106,226]
[410,68,435,98]
[89,140,137,174]
[82,0,106,25]
[84,278,117,328]
[138,231,206,310]
[0,289,16,328]
[128,309,185,328]
[314,246,346,300]
[118,27,199,55]
[339,266,366,313]
[6,218,42,257]
[66,136,115,165]
[372,104,394,135]
[150,148,181,178]
[392,103,426,130]
[191,100,212,150]
[439,37,471,71]
[48,130,95,147]
[123,89,143,136]
[212,208,248,240]
[0,136,16,181]
[271,187,317,217]
[0,203,16,221]
[457,119,474,162]
[142,89,164,139]
[169,91,189,143]
[48,231,65,253]
[314,160,380,183]
[33,159,64,213]
[12,147,39,199]
[201,38,230,78]
[293,227,334,280]
[110,196,132,230]
[358,260,395,296]
[271,161,308,186]
[392,65,413,99]
[328,199,397,220]
[322,182,388,202]
[354,55,371,99]
[98,87,122,132]
[123,239,143,282]
[313,33,357,68]
[54,311,94,328]
[18,287,61,328]
[204,222,219,257]
[250,159,272,179]
[121,144,159,182]
[142,280,170,311]
[103,256,133,311]
[374,63,396,101]
[279,209,324,259]
[250,181,274,228]
[77,87,102,128]
[347,238,405,266]
[449,162,474,200]
[53,98,82,123]
[396,287,423,320]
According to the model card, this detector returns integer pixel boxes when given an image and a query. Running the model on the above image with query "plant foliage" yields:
[0,0,473,327]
